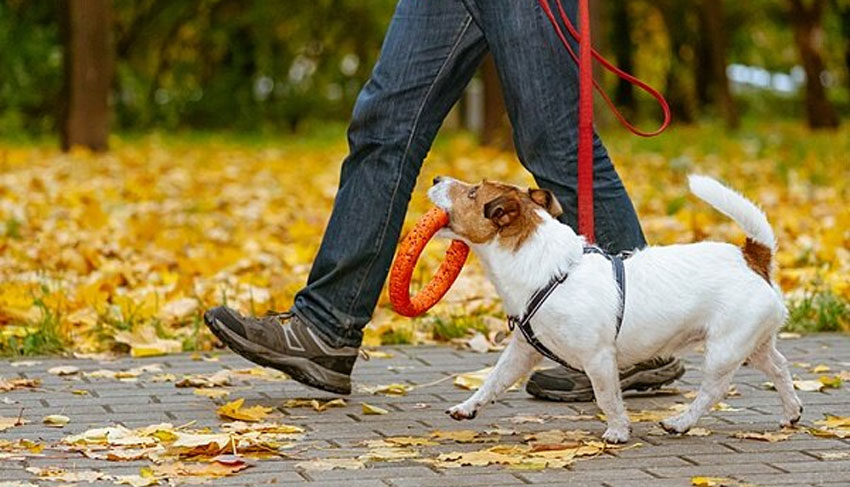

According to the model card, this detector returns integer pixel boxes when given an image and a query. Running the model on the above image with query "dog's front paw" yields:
[780,404,803,428]
[660,416,691,435]
[602,427,630,444]
[446,402,479,421]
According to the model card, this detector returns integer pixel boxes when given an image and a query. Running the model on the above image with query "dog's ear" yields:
[483,195,521,228]
[528,188,563,218]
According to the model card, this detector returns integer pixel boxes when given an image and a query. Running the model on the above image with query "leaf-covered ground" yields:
[0,122,847,355]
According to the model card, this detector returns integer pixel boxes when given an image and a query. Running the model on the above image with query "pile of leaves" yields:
[0,122,847,355]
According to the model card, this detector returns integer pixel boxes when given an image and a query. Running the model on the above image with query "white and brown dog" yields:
[429,175,801,443]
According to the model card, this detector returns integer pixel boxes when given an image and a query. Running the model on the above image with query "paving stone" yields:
[0,335,848,486]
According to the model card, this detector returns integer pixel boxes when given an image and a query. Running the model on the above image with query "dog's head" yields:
[427,177,562,249]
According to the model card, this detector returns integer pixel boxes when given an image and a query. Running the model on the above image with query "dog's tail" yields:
[688,174,774,281]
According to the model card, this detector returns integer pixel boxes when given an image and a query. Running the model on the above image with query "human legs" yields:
[291,0,487,348]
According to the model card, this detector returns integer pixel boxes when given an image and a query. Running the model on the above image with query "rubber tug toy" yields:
[388,207,469,317]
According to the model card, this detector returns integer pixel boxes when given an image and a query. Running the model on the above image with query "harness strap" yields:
[508,246,627,367]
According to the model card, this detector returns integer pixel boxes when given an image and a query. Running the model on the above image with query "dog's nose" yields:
[433,176,443,186]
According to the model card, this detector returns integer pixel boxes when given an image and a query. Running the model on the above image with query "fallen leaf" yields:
[0,378,40,392]
[793,379,824,392]
[281,398,346,412]
[712,402,743,412]
[778,332,801,339]
[0,416,29,432]
[194,388,230,399]
[114,330,182,358]
[686,427,712,437]
[820,451,850,460]
[819,375,842,389]
[175,370,232,388]
[363,350,394,359]
[358,447,419,462]
[359,383,411,396]
[26,467,105,482]
[430,430,499,443]
[216,398,273,422]
[296,458,366,471]
[361,402,389,415]
[42,414,70,428]
[466,333,491,354]
[47,365,79,376]
[454,367,521,391]
[812,364,831,374]
[732,430,793,442]
[150,459,250,478]
[692,477,737,487]
[10,361,41,368]
[114,474,158,487]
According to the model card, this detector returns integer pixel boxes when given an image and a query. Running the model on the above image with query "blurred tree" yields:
[788,0,840,128]
[61,0,113,151]
[656,1,697,124]
[480,54,512,149]
[608,1,636,117]
[698,0,739,129]
[832,0,850,99]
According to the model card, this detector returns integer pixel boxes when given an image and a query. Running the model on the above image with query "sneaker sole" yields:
[203,311,351,395]
[526,359,686,403]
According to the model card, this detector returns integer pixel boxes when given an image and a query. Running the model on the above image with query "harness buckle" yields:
[507,316,519,331]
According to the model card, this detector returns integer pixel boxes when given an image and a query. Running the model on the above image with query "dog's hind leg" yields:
[661,343,741,435]
[748,339,803,427]
[447,334,541,421]
[584,349,631,443]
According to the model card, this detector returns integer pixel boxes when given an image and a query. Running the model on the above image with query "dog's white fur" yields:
[429,175,801,443]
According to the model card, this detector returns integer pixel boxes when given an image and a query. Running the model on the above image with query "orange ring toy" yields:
[389,207,470,317]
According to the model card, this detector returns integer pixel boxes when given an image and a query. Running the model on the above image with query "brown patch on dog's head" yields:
[743,237,772,283]
[432,178,560,250]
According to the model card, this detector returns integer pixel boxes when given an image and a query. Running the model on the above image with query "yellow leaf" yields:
[819,375,842,389]
[216,398,273,422]
[361,403,389,415]
[281,398,346,412]
[194,388,230,399]
[812,364,831,374]
[42,414,70,428]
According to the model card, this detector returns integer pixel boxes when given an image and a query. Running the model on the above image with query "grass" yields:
[1,298,65,357]
[786,291,850,333]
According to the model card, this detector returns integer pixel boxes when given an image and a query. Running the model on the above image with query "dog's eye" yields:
[468,187,478,199]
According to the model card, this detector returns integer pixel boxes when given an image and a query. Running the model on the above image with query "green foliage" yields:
[786,291,850,333]
[0,297,66,357]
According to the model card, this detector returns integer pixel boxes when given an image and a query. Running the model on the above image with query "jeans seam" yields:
[344,14,475,318]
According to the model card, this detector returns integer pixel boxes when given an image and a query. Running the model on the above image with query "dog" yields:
[428,174,802,443]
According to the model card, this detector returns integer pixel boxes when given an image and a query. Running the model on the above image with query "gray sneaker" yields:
[525,357,685,402]
[203,306,357,395]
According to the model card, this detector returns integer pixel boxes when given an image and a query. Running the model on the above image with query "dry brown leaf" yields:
[0,378,40,392]
[0,416,28,432]
[732,430,794,442]
[281,398,346,412]
[26,467,105,482]
[359,383,411,396]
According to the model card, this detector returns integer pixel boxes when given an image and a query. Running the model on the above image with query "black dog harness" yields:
[507,246,627,369]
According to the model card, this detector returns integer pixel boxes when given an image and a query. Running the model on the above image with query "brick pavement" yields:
[1,334,849,486]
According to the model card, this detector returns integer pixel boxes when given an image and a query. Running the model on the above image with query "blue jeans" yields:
[293,0,646,348]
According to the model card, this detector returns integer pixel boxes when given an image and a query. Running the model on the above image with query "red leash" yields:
[536,0,671,242]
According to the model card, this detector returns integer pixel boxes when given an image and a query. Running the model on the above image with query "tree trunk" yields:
[699,0,739,129]
[830,0,850,100]
[657,1,696,124]
[788,0,839,129]
[609,1,635,117]
[62,0,113,152]
[480,54,512,149]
